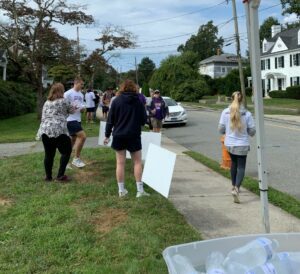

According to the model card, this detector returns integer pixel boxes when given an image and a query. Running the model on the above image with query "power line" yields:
[123,0,229,28]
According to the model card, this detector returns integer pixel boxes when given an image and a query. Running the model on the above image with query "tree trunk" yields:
[35,64,45,120]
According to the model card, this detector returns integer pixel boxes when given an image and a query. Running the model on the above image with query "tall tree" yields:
[281,0,300,17]
[149,51,209,101]
[0,0,94,117]
[177,21,224,62]
[94,24,136,60]
[138,57,155,86]
[259,17,280,44]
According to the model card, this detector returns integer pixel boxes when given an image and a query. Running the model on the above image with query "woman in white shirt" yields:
[85,88,96,123]
[218,91,256,203]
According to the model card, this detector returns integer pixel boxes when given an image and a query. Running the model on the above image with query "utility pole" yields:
[244,0,270,233]
[231,0,247,108]
[77,26,81,76]
[135,57,139,86]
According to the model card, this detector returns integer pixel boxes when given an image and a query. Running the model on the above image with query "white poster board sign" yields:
[142,143,176,198]
[98,121,112,146]
[98,122,161,160]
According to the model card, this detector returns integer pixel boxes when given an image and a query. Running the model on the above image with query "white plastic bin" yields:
[163,233,300,274]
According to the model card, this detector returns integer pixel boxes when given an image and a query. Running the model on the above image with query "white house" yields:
[261,25,300,94]
[0,49,7,81]
[199,53,245,79]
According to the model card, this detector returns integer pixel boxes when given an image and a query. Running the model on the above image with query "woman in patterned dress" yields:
[37,83,74,182]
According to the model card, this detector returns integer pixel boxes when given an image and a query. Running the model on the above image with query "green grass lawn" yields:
[185,96,300,115]
[0,113,101,143]
[0,148,201,273]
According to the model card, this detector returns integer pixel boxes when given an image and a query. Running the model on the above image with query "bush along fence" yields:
[270,85,300,99]
[0,80,36,119]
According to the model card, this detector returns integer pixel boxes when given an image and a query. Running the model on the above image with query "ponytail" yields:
[230,91,243,132]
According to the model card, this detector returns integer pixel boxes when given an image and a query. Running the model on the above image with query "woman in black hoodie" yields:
[104,80,148,198]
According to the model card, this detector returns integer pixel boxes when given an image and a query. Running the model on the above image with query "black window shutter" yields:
[275,58,277,68]
[290,77,293,86]
[268,59,270,69]
[282,56,285,68]
[297,77,300,86]
[290,55,292,67]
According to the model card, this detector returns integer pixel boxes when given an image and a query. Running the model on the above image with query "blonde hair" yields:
[47,83,65,101]
[230,91,243,132]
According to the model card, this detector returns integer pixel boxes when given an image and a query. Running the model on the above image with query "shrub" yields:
[245,87,252,96]
[0,80,36,119]
[269,90,288,98]
[286,85,300,100]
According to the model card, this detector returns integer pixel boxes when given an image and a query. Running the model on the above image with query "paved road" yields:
[163,108,300,200]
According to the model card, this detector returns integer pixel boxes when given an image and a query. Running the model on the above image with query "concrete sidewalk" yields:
[162,136,300,240]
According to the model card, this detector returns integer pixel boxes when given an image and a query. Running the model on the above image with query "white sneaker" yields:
[72,158,86,168]
[232,189,240,204]
[119,189,128,197]
[136,191,150,198]
[66,164,73,170]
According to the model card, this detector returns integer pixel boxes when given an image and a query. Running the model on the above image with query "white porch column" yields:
[3,65,7,81]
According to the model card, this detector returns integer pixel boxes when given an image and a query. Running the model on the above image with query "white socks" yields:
[136,182,144,193]
[118,182,125,193]
[118,182,144,193]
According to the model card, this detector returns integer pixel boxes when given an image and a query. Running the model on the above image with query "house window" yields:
[214,66,221,72]
[291,77,300,86]
[221,67,226,73]
[261,60,265,70]
[263,43,267,52]
[293,54,300,66]
[278,56,284,68]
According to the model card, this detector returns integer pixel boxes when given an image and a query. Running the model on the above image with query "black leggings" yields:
[229,153,247,188]
[42,134,72,179]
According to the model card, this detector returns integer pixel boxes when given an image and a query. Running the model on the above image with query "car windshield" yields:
[164,98,177,106]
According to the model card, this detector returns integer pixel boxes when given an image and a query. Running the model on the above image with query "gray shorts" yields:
[151,118,163,128]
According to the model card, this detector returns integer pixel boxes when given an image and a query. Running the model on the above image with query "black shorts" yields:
[112,135,142,153]
[86,107,95,113]
[102,106,109,113]
[67,121,83,136]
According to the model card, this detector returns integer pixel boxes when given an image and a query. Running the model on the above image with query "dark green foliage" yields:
[245,87,253,97]
[178,21,224,62]
[141,82,150,96]
[281,0,300,16]
[0,80,36,119]
[269,90,289,98]
[286,85,300,99]
[259,17,280,44]
[138,57,156,86]
[149,51,209,101]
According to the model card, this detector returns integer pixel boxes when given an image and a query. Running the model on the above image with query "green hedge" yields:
[0,80,36,119]
[286,85,300,100]
[269,90,288,98]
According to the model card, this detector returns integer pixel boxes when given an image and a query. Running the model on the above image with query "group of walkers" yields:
[37,76,255,202]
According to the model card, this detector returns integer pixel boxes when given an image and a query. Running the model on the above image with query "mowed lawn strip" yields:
[185,151,300,219]
[0,113,100,143]
[0,148,201,273]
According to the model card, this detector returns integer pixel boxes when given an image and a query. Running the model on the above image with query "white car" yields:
[162,97,188,126]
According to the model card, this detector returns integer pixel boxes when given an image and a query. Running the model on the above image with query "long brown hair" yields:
[119,79,138,93]
[48,83,65,101]
[230,91,243,132]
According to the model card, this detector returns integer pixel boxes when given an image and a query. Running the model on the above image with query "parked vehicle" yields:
[146,96,188,127]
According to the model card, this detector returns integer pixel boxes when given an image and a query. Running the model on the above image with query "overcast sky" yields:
[1,0,298,72]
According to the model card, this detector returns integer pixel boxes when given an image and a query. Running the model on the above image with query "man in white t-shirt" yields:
[85,88,96,123]
[64,77,86,168]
